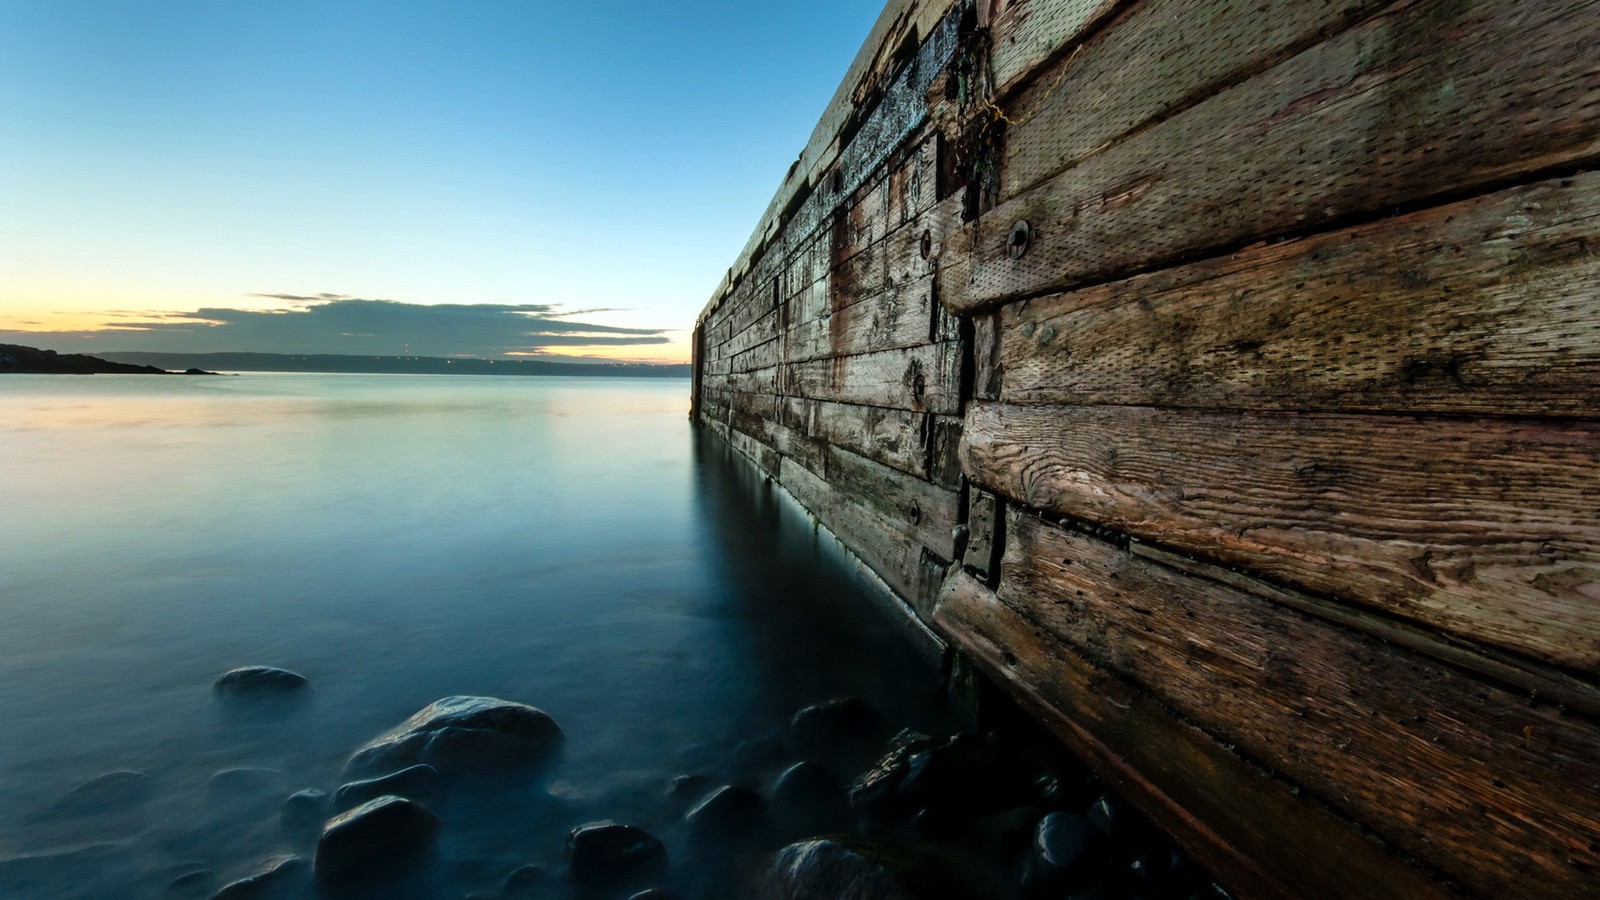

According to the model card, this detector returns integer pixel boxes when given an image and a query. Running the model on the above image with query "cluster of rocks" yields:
[22,666,1233,900]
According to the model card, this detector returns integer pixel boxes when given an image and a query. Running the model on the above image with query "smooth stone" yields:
[564,821,668,887]
[771,762,849,836]
[1086,792,1153,845]
[213,667,308,695]
[313,795,440,883]
[730,734,787,774]
[663,774,714,818]
[344,696,563,778]
[758,837,976,900]
[501,863,552,895]
[628,890,673,900]
[848,730,934,818]
[208,767,285,798]
[333,763,440,811]
[44,770,154,816]
[1032,812,1109,890]
[166,866,213,894]
[280,789,330,832]
[209,854,308,899]
[684,785,766,839]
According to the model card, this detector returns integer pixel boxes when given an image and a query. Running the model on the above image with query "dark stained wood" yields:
[997,172,1600,417]
[786,342,963,414]
[786,276,937,364]
[941,0,1600,314]
[933,569,1459,900]
[961,400,1600,672]
[887,136,939,228]
[1000,512,1600,899]
[780,397,929,479]
[828,445,960,560]
[972,312,1002,400]
[998,0,1394,200]
[985,0,1124,99]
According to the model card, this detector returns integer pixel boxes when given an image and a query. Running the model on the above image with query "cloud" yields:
[2,297,672,358]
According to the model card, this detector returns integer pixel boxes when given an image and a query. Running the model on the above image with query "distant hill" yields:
[99,351,691,378]
[0,343,203,375]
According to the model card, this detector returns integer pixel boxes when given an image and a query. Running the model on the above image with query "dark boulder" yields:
[629,890,674,900]
[771,762,849,837]
[758,837,981,900]
[313,795,440,884]
[501,863,552,896]
[209,854,308,899]
[790,698,884,760]
[684,785,767,840]
[1028,812,1109,892]
[564,821,668,888]
[43,770,154,817]
[344,696,563,778]
[213,667,308,696]
[848,730,935,820]
[663,774,714,818]
[332,764,440,811]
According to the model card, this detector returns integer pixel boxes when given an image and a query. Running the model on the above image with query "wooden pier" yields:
[692,1,1600,896]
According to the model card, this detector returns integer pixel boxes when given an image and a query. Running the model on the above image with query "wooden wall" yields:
[693,1,1600,897]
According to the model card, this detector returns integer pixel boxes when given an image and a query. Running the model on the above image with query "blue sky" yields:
[0,1,886,362]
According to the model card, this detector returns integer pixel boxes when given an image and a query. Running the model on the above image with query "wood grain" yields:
[786,342,963,414]
[998,513,1600,898]
[961,401,1600,672]
[779,397,929,480]
[985,0,1123,99]
[996,171,1600,417]
[934,568,1458,900]
[941,0,1600,313]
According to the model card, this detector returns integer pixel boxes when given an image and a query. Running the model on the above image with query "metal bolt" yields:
[1037,324,1057,344]
[909,500,922,524]
[919,230,932,260]
[1007,220,1032,259]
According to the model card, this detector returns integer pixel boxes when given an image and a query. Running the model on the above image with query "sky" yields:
[0,1,887,363]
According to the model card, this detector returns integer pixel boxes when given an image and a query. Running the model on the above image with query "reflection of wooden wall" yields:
[693,1,1600,896]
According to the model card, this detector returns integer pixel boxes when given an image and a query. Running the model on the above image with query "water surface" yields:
[0,374,950,897]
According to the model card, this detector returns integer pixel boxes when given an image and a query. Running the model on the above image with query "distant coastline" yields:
[98,351,691,379]
[0,343,218,376]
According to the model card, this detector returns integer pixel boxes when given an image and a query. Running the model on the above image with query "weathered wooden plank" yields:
[997,171,1600,417]
[887,135,939,228]
[961,401,1600,672]
[1000,513,1600,898]
[828,445,960,560]
[843,174,891,262]
[933,569,1458,900]
[724,336,782,375]
[998,0,1394,199]
[728,426,780,477]
[780,397,929,479]
[786,276,937,364]
[942,0,1600,313]
[884,196,965,295]
[828,231,890,311]
[730,404,828,477]
[708,306,781,364]
[723,366,778,396]
[779,456,944,607]
[786,342,963,414]
[985,0,1123,99]
[972,312,1002,401]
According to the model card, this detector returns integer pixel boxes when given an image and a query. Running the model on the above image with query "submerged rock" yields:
[791,698,884,758]
[848,730,935,819]
[564,821,668,888]
[213,667,308,696]
[663,774,714,818]
[1029,812,1109,892]
[43,770,154,817]
[333,763,440,811]
[344,696,563,778]
[209,854,308,899]
[685,785,767,839]
[771,762,849,837]
[280,789,330,833]
[501,863,553,896]
[313,795,440,884]
[758,837,978,900]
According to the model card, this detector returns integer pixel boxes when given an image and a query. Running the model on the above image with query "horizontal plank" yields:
[785,342,963,414]
[786,275,937,364]
[828,445,959,560]
[999,0,1393,200]
[933,569,1457,900]
[961,401,1600,672]
[941,0,1600,313]
[986,0,1122,99]
[886,135,938,228]
[998,171,1600,416]
[780,397,928,479]
[999,513,1600,898]
[717,366,778,396]
[729,406,828,477]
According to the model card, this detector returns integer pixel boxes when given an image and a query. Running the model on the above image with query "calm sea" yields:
[0,373,950,898]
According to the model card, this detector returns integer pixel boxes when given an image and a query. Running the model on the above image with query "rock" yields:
[663,774,714,818]
[848,730,935,820]
[208,767,285,799]
[790,698,884,757]
[564,821,668,888]
[501,863,552,896]
[166,866,213,895]
[280,789,330,833]
[771,762,849,837]
[344,696,563,778]
[313,795,440,884]
[730,734,788,775]
[1030,812,1109,892]
[899,733,1008,816]
[684,785,766,840]
[1086,792,1154,845]
[333,763,440,811]
[213,667,308,696]
[209,855,308,899]
[43,770,154,817]
[629,890,673,900]
[758,837,978,900]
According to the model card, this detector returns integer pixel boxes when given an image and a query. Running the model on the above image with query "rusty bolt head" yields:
[1007,220,1032,259]
[919,230,933,260]
[909,500,922,524]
